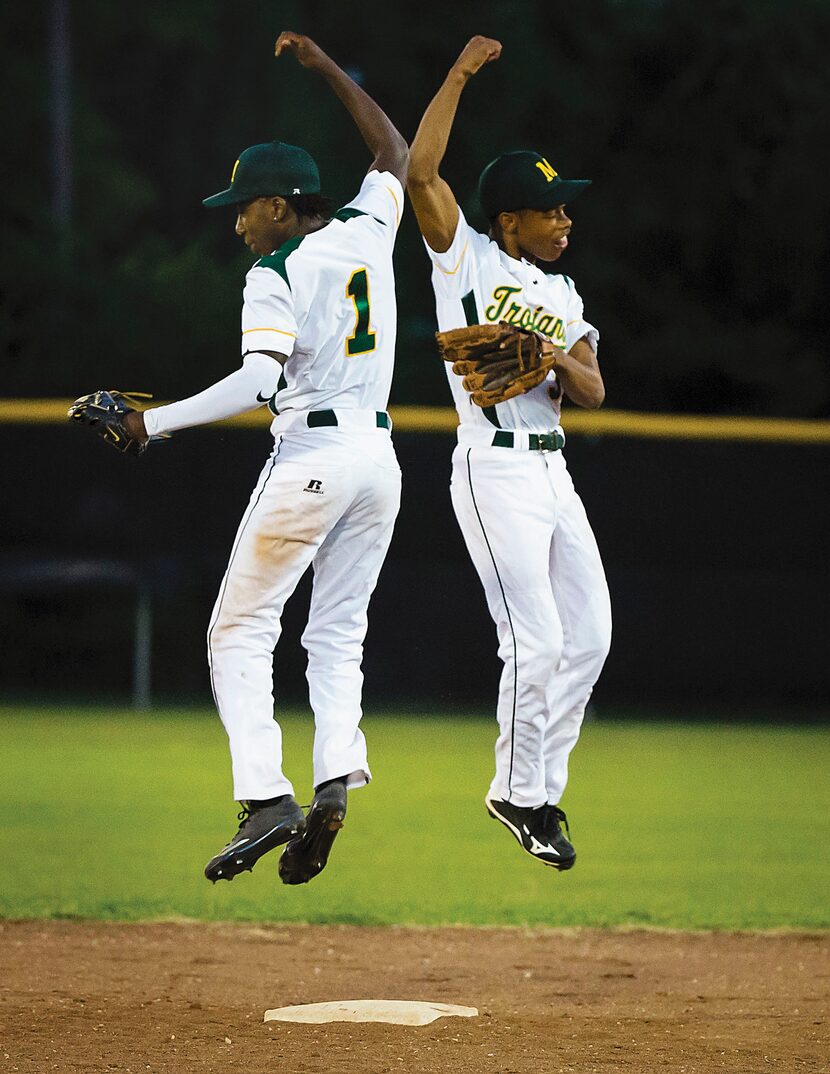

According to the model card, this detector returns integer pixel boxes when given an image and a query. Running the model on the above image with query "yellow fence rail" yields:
[1,398,829,444]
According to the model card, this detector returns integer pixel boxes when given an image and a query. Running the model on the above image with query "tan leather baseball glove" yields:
[435,322,558,407]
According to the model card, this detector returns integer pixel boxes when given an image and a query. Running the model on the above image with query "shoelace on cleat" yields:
[235,804,255,830]
[548,805,570,838]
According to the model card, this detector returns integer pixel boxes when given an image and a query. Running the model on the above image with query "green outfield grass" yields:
[2,706,828,928]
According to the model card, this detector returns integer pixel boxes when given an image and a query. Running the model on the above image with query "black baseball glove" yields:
[67,389,155,456]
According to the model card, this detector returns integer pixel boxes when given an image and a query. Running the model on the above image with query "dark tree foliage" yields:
[2,0,828,414]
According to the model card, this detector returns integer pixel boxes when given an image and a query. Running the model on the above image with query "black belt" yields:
[492,429,565,452]
[306,410,391,429]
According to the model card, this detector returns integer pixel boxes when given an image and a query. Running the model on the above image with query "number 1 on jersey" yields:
[346,268,376,356]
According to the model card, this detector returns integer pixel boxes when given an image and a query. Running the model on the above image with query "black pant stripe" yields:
[465,448,518,797]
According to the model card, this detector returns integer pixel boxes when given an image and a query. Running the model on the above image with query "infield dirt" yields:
[2,921,827,1073]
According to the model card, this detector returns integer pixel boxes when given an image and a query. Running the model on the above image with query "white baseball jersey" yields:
[241,170,404,426]
[426,207,599,433]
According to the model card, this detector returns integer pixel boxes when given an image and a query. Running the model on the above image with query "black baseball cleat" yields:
[278,779,347,885]
[485,795,576,871]
[542,804,576,871]
[205,795,305,883]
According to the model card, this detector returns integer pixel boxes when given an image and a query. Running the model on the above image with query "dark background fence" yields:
[2,424,826,713]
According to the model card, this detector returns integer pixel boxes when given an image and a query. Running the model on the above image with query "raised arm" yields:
[408,36,501,253]
[274,32,408,186]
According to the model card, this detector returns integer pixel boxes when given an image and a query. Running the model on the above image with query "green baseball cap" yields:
[478,150,590,218]
[202,141,321,208]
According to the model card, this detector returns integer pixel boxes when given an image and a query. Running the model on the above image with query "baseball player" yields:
[90,32,408,886]
[407,36,612,870]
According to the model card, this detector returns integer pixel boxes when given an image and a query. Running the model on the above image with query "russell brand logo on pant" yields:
[304,479,324,495]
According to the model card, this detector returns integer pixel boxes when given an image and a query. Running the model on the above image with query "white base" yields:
[264,999,478,1026]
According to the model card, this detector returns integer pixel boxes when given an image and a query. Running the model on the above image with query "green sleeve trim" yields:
[334,206,386,226]
[257,233,307,288]
[334,207,367,222]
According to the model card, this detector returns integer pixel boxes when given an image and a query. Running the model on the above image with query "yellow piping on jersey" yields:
[241,327,296,338]
[436,242,469,276]
[385,185,401,227]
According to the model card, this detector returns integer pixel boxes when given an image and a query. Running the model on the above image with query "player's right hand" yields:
[452,36,502,80]
[274,31,330,70]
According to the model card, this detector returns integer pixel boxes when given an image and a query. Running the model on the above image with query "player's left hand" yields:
[435,323,559,407]
[274,31,330,70]
[67,389,154,456]
[451,36,503,82]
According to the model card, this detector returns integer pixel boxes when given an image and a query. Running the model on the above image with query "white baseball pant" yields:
[208,425,401,801]
[451,441,612,808]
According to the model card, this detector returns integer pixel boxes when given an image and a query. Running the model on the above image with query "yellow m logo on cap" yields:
[535,158,558,183]
[230,159,240,183]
